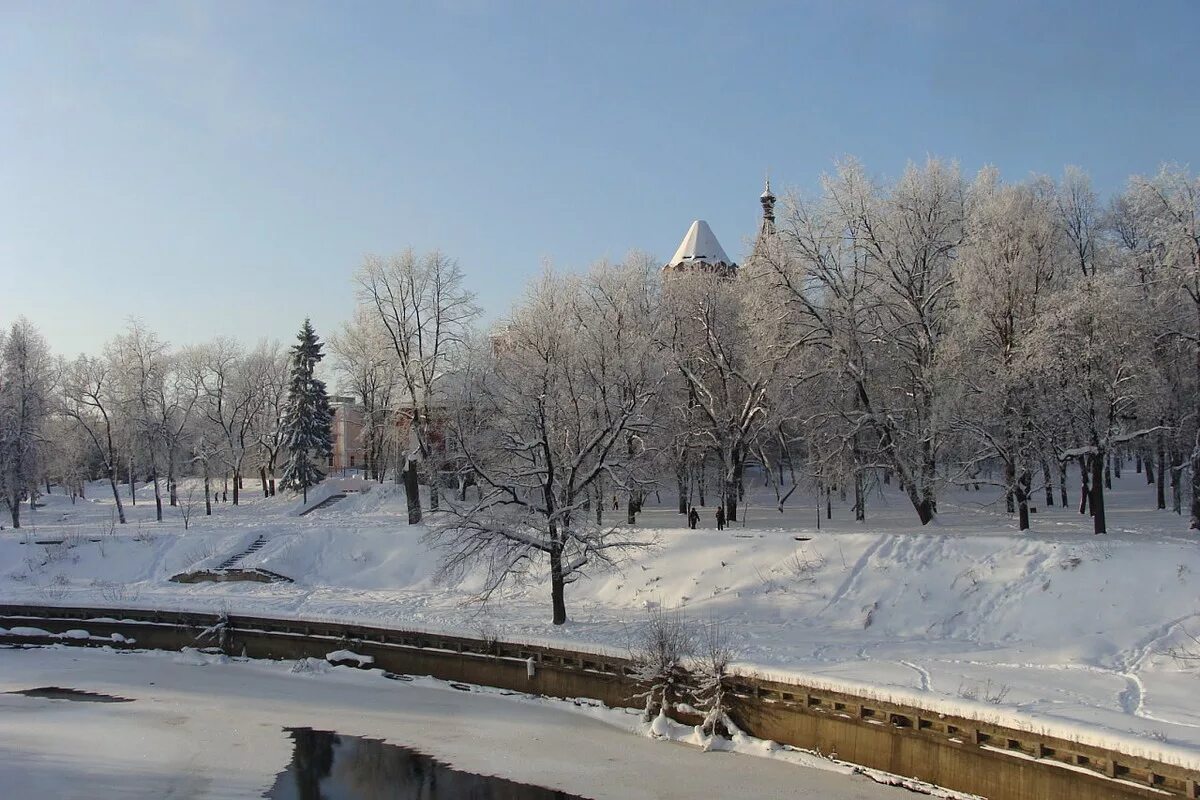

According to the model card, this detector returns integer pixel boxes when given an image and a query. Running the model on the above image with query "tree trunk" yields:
[260,466,269,498]
[1058,460,1068,508]
[1042,460,1054,507]
[1145,449,1156,484]
[128,457,136,505]
[1016,487,1030,531]
[1078,457,1090,515]
[204,470,212,516]
[677,471,688,515]
[1189,442,1200,526]
[1172,455,1184,516]
[723,477,738,524]
[1090,454,1107,534]
[550,539,567,625]
[1157,435,1167,510]
[151,462,163,522]
[108,467,127,524]
[1104,455,1112,490]
[232,470,240,505]
[429,478,440,513]
[9,500,18,529]
[404,458,421,524]
[854,471,865,521]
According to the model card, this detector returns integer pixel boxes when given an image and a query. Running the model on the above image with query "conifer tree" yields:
[279,319,333,503]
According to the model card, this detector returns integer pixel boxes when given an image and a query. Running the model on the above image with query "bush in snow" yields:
[690,615,742,738]
[628,606,695,722]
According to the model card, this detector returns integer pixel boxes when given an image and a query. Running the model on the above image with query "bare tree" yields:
[179,486,198,530]
[1125,167,1200,528]
[429,263,657,625]
[329,307,400,482]
[0,318,52,528]
[943,170,1063,529]
[58,354,127,523]
[355,250,480,523]
[192,338,269,505]
[1025,274,1157,534]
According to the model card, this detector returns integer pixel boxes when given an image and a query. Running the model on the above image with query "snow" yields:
[667,220,735,269]
[0,645,902,799]
[325,649,374,665]
[4,472,1200,771]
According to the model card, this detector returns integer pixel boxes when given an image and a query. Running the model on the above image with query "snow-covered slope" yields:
[3,473,1199,765]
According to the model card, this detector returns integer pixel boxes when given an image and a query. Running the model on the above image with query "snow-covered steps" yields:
[169,534,292,584]
[298,493,346,516]
[215,534,267,570]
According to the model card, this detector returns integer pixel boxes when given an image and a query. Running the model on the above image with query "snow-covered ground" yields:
[0,645,900,799]
[3,472,1200,768]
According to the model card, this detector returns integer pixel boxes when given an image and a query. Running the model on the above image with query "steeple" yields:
[759,175,776,236]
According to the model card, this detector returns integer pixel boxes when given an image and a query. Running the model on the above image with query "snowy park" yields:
[4,470,1200,777]
[5,2,1200,798]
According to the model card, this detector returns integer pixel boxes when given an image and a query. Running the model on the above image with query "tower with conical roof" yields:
[663,219,737,277]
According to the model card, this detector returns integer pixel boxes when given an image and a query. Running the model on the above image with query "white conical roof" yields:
[667,220,734,270]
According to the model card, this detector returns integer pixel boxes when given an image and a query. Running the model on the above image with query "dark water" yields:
[263,727,591,799]
[8,686,132,703]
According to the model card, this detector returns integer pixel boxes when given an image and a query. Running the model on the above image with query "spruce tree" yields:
[280,319,334,503]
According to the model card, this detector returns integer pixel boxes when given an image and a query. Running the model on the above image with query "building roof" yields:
[665,220,735,272]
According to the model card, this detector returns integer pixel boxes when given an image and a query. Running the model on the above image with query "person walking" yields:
[687,506,699,529]
[715,505,726,531]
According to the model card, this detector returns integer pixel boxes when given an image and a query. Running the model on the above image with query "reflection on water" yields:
[264,727,590,799]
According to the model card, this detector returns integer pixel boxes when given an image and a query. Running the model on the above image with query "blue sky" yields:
[2,1,1197,357]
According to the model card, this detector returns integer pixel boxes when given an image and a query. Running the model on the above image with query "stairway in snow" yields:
[298,492,347,516]
[216,535,267,570]
[170,533,291,584]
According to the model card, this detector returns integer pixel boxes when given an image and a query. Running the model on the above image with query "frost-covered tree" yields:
[108,321,192,522]
[190,338,271,505]
[250,343,289,497]
[0,319,52,528]
[1123,167,1200,528]
[662,268,797,524]
[329,307,401,482]
[1025,275,1157,534]
[279,319,333,503]
[355,250,479,522]
[431,263,657,625]
[764,159,963,525]
[59,353,128,523]
[942,171,1063,529]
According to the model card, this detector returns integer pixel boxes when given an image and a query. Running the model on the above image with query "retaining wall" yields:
[0,604,1194,800]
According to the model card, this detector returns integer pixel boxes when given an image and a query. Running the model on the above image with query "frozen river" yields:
[0,646,901,799]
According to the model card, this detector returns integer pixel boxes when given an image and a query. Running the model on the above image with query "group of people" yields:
[686,505,726,530]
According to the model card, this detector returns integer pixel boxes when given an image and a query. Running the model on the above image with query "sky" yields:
[2,0,1197,359]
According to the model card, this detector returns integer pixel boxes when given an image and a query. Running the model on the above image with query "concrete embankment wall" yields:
[0,604,1194,800]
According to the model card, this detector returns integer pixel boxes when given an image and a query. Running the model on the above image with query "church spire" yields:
[759,175,776,236]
